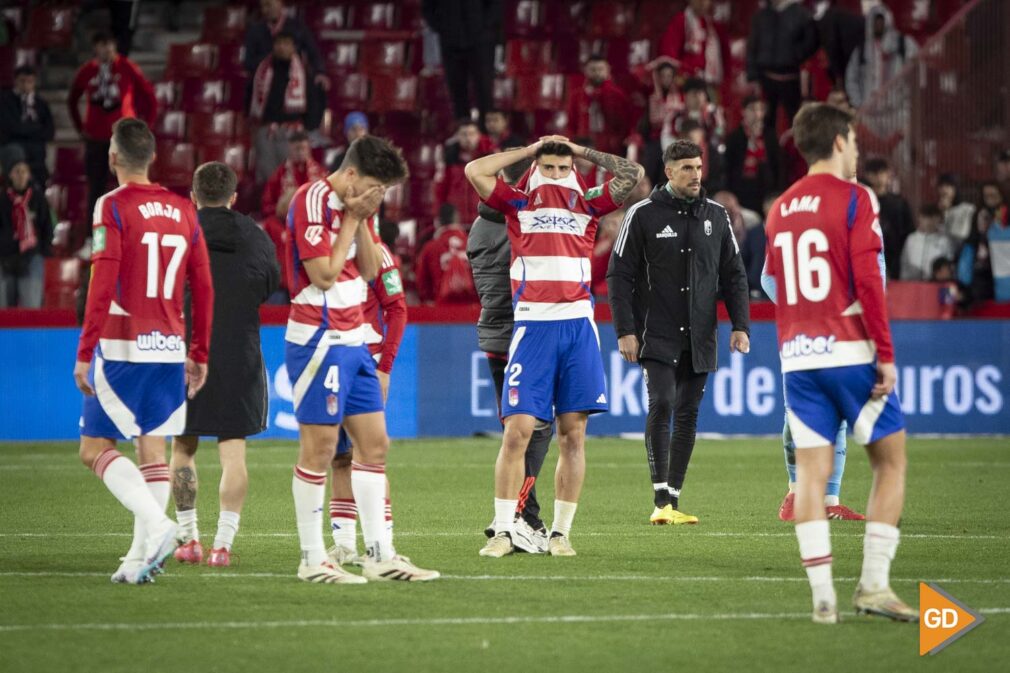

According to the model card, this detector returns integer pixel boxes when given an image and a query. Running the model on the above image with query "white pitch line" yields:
[1,531,1005,541]
[1,607,1008,634]
[1,571,1008,585]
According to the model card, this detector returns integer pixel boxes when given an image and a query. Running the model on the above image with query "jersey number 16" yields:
[772,230,831,305]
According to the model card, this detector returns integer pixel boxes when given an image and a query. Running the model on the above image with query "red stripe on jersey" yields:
[289,304,368,333]
[512,279,591,304]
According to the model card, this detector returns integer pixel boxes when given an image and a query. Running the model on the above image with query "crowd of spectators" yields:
[0,0,1006,311]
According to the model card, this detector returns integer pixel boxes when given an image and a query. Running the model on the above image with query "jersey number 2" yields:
[772,230,830,305]
[141,232,188,299]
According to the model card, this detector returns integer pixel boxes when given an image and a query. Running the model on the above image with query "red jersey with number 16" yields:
[76,183,212,364]
[285,179,380,347]
[763,173,894,373]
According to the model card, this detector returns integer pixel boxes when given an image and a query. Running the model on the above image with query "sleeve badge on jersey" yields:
[585,186,603,201]
[93,226,106,253]
[704,219,712,236]
[305,225,324,246]
[382,269,403,295]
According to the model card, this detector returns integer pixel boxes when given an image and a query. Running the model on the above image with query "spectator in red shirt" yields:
[435,120,494,227]
[260,131,327,295]
[566,54,632,156]
[68,32,156,234]
[415,204,475,305]
[640,58,682,186]
[659,0,729,90]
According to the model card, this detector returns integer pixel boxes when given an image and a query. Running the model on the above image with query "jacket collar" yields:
[651,184,708,214]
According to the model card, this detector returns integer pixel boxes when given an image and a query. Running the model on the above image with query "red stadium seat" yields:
[152,142,196,187]
[216,43,246,75]
[504,40,553,76]
[20,5,76,49]
[360,40,408,76]
[586,1,635,39]
[189,111,239,144]
[513,73,565,112]
[321,40,360,77]
[197,141,249,181]
[1,7,25,36]
[43,257,81,309]
[52,147,85,183]
[356,2,400,31]
[544,1,586,37]
[155,110,188,140]
[60,181,89,223]
[399,1,423,32]
[153,81,178,111]
[304,4,354,34]
[382,181,408,220]
[493,77,515,110]
[406,141,438,179]
[373,112,421,148]
[504,0,546,38]
[0,45,35,87]
[200,5,247,44]
[713,0,759,39]
[166,43,217,80]
[329,73,370,111]
[634,0,684,39]
[179,78,240,114]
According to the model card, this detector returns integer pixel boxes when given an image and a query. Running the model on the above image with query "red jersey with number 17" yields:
[285,179,379,347]
[76,183,212,364]
[763,173,894,373]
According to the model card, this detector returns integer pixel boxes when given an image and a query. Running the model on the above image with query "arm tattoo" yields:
[172,466,197,511]
[583,148,643,204]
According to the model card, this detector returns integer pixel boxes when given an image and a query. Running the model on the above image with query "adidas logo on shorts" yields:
[596,394,607,404]
[656,225,677,239]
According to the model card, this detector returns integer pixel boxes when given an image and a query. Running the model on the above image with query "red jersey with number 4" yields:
[285,179,379,346]
[77,183,212,364]
[764,173,894,373]
[483,170,620,321]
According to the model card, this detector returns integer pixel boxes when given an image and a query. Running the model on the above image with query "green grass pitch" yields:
[0,437,1007,672]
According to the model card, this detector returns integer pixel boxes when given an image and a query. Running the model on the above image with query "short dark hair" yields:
[340,135,409,184]
[679,119,704,136]
[13,65,36,78]
[937,173,958,188]
[931,257,953,275]
[683,77,707,94]
[111,117,155,171]
[791,102,855,164]
[919,203,943,218]
[863,157,890,174]
[92,31,115,45]
[586,53,607,64]
[663,139,703,164]
[501,153,533,184]
[535,142,573,159]
[742,94,763,109]
[287,130,310,144]
[192,162,238,206]
[456,119,479,132]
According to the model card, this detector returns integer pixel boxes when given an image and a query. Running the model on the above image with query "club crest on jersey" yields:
[508,387,519,407]
[704,219,712,236]
[326,394,338,416]
[568,190,578,209]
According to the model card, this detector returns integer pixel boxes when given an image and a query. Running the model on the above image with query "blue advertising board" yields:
[1,321,1007,440]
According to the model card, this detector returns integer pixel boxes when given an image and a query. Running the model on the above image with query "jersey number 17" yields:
[141,232,188,299]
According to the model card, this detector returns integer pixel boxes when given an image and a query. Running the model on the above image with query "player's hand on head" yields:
[730,331,750,354]
[873,361,897,398]
[185,358,208,399]
[618,334,639,363]
[345,183,385,219]
[73,361,94,396]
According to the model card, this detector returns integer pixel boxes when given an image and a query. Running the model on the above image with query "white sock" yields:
[668,487,681,500]
[860,521,900,592]
[177,509,199,542]
[213,511,240,551]
[329,498,357,550]
[788,481,796,494]
[123,463,171,560]
[551,500,578,537]
[824,495,840,507]
[352,462,395,561]
[796,520,836,608]
[494,497,518,537]
[292,466,327,566]
[93,449,166,527]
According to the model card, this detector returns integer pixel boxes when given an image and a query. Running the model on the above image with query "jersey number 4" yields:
[772,230,831,305]
[141,232,188,299]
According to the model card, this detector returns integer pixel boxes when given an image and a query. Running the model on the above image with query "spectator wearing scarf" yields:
[0,66,54,184]
[0,148,53,308]
[725,96,781,212]
[250,32,308,184]
[659,0,729,89]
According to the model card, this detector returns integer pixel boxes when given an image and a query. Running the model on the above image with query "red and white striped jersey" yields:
[362,242,407,374]
[77,182,212,364]
[764,173,894,373]
[285,179,378,346]
[484,171,620,321]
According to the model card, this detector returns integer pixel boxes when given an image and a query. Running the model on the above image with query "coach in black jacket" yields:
[466,155,553,548]
[607,139,750,524]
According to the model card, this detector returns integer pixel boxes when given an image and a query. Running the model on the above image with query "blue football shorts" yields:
[285,334,384,427]
[80,346,186,439]
[784,363,905,449]
[501,318,608,422]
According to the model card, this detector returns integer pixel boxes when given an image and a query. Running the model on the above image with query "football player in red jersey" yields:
[74,118,213,584]
[764,103,916,624]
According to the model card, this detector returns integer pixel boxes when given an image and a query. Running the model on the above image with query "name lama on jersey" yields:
[137,201,183,222]
[779,195,822,217]
[781,333,836,358]
[135,330,184,352]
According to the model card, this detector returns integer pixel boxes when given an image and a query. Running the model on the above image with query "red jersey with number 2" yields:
[763,173,894,373]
